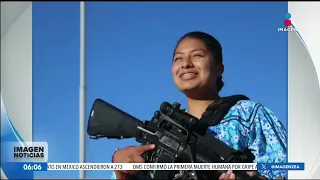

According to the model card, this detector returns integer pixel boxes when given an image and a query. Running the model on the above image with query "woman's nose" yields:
[181,57,193,68]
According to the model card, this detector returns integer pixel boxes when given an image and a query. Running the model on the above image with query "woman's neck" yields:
[186,95,220,119]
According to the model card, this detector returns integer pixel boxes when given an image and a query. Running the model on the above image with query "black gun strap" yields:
[198,94,250,134]
[197,94,250,161]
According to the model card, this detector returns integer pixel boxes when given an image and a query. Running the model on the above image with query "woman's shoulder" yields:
[225,99,267,122]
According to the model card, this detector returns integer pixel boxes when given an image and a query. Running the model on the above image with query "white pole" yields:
[79,1,86,179]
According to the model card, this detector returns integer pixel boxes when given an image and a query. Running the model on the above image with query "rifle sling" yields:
[196,95,250,161]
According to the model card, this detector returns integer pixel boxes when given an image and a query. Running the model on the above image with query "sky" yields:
[32,2,288,178]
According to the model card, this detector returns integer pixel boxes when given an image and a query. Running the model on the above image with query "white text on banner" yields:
[46,163,257,171]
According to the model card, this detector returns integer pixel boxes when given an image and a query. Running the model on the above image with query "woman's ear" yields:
[217,63,224,76]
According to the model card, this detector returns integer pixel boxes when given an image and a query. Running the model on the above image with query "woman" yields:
[111,31,288,180]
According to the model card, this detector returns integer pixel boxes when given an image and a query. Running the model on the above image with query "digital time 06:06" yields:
[23,163,42,171]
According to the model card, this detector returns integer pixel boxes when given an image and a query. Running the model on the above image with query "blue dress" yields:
[111,100,288,179]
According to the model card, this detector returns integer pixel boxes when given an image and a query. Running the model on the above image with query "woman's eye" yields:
[193,54,202,57]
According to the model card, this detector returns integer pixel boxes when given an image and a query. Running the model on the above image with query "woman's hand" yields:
[219,170,267,180]
[113,144,155,176]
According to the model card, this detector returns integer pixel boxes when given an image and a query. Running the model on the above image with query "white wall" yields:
[1,3,32,179]
[0,4,32,142]
[288,2,320,179]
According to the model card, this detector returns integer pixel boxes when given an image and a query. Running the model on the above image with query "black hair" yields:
[174,31,224,93]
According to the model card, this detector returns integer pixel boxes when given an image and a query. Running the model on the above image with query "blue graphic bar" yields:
[16,163,48,171]
[257,163,304,171]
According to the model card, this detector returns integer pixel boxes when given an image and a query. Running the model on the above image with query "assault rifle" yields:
[87,96,259,180]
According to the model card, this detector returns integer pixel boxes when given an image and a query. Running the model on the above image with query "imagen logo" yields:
[278,13,298,32]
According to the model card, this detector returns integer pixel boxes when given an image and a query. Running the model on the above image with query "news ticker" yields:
[2,142,305,173]
[13,162,304,172]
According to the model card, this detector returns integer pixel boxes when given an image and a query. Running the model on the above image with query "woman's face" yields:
[172,37,223,95]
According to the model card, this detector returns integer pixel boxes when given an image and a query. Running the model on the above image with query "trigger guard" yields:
[141,151,151,162]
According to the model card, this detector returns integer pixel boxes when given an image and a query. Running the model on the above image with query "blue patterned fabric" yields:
[207,100,288,179]
[111,100,288,180]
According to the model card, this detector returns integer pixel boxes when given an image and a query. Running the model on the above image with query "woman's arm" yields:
[248,104,288,179]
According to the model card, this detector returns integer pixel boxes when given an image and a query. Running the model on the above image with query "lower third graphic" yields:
[258,163,304,171]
